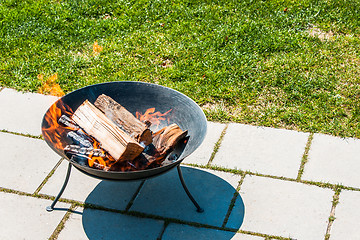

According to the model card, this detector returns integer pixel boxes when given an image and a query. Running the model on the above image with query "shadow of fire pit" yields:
[81,166,244,239]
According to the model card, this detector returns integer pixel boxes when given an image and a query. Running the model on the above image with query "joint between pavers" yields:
[237,229,292,240]
[33,158,64,195]
[206,123,229,166]
[324,188,341,240]
[184,163,245,176]
[125,180,146,212]
[184,163,360,193]
[0,186,33,197]
[0,129,43,140]
[221,173,246,228]
[3,184,292,240]
[297,133,314,181]
[127,209,238,232]
[157,221,170,240]
[49,203,77,240]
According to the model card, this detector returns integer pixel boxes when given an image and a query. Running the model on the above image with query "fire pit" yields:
[42,81,207,212]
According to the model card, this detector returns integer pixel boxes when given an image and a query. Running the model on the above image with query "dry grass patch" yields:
[306,25,335,41]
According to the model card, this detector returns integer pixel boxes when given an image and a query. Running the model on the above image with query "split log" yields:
[94,94,152,145]
[72,100,144,161]
[152,123,188,156]
[109,124,187,171]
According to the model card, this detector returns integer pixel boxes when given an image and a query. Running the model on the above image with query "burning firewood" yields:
[94,94,152,145]
[58,115,79,130]
[67,131,92,148]
[64,145,106,158]
[72,100,144,161]
[153,123,188,155]
[62,97,187,171]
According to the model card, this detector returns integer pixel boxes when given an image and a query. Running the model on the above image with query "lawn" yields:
[1,0,359,138]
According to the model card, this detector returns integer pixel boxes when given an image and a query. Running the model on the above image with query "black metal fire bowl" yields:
[42,81,207,181]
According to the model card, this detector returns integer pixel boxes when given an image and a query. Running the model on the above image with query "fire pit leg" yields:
[177,165,204,213]
[46,162,72,212]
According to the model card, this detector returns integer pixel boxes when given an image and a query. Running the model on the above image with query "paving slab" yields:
[0,88,58,136]
[212,123,309,178]
[0,191,70,240]
[0,132,61,193]
[130,166,243,227]
[58,207,164,240]
[40,160,142,210]
[162,223,263,240]
[302,134,360,188]
[329,190,360,240]
[238,175,333,240]
[182,122,226,165]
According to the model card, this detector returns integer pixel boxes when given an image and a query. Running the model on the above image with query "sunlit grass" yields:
[0,0,359,138]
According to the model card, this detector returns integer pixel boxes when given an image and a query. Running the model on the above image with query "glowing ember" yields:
[136,108,172,128]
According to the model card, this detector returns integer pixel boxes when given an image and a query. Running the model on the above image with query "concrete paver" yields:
[329,190,360,240]
[238,175,333,239]
[130,166,242,227]
[0,88,58,136]
[0,191,70,240]
[40,160,142,210]
[212,123,309,178]
[0,132,61,193]
[1,88,360,240]
[302,133,360,188]
[162,223,264,240]
[182,122,226,165]
[57,207,164,240]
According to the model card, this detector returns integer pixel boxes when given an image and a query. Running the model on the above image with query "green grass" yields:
[1,0,359,138]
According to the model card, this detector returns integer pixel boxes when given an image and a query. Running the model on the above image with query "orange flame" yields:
[136,108,172,128]
[87,139,116,170]
[93,41,103,55]
[38,73,65,97]
[42,100,74,151]
[42,100,116,171]
[43,103,173,172]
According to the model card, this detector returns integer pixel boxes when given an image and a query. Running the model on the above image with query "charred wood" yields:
[67,131,93,148]
[64,145,106,158]
[58,115,79,130]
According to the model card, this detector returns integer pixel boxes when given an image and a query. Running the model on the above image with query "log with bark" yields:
[106,124,188,171]
[94,94,152,145]
[152,123,188,156]
[71,100,144,161]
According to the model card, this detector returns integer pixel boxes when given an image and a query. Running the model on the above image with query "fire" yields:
[42,100,74,151]
[42,100,116,171]
[38,73,65,97]
[136,108,172,128]
[87,140,116,170]
[93,41,103,55]
[43,103,175,172]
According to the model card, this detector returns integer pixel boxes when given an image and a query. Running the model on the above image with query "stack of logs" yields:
[60,94,187,171]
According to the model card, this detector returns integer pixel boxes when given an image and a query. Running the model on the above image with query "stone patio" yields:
[0,87,359,240]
